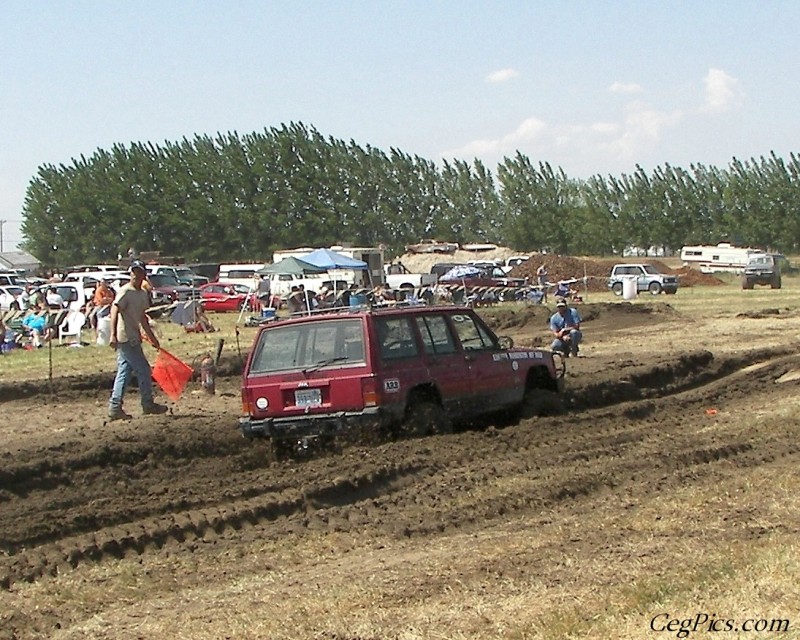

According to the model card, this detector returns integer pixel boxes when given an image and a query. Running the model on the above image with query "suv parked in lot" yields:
[741,253,782,289]
[608,263,679,295]
[239,305,564,453]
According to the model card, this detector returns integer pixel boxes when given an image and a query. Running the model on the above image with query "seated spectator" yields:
[286,286,305,315]
[45,289,64,309]
[93,280,115,317]
[22,311,52,348]
[28,287,44,310]
[316,286,335,309]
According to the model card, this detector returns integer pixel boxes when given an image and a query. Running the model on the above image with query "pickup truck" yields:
[384,262,438,289]
[439,264,527,289]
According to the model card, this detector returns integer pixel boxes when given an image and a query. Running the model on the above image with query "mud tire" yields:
[520,389,564,419]
[403,401,452,438]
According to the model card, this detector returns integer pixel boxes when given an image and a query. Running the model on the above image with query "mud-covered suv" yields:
[741,254,781,289]
[239,305,564,452]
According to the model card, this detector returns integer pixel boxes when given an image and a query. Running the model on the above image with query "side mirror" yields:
[498,335,514,350]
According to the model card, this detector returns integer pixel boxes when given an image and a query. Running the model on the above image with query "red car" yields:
[198,283,258,312]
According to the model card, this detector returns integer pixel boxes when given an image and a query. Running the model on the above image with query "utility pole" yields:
[0,219,5,253]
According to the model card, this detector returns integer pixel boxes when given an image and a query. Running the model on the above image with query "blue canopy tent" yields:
[301,248,368,271]
[301,248,373,292]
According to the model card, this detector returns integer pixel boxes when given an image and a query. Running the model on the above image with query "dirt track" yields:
[1,300,800,638]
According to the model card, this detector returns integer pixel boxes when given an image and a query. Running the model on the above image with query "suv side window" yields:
[450,313,496,351]
[415,314,458,355]
[376,317,419,360]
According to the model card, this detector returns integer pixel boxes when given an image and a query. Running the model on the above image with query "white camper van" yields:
[216,264,265,291]
[679,243,766,274]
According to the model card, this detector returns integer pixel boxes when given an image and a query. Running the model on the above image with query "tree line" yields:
[20,122,800,268]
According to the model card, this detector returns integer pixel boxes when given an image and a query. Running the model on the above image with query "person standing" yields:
[108,260,168,420]
[536,263,549,303]
[549,298,583,357]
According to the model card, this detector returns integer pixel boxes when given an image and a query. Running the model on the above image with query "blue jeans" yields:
[551,329,582,356]
[109,341,155,410]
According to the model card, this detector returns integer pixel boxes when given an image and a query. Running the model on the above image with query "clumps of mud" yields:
[736,308,783,319]
[482,301,679,333]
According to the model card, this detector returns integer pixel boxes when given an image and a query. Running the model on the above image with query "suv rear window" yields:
[376,317,419,360]
[249,318,365,374]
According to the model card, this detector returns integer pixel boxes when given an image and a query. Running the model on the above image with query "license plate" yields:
[295,388,322,406]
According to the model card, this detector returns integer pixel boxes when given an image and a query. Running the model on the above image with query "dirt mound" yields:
[674,266,726,287]
[390,246,522,274]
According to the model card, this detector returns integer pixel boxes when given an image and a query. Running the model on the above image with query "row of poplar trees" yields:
[20,122,800,268]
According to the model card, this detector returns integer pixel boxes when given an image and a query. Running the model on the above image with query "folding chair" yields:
[58,311,86,345]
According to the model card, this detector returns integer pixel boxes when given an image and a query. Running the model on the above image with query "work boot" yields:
[108,407,133,421]
[142,402,168,416]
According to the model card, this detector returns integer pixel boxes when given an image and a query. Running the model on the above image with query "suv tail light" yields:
[361,376,378,407]
[241,390,252,415]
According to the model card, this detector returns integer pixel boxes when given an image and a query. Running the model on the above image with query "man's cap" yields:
[129,259,147,273]
[556,298,567,308]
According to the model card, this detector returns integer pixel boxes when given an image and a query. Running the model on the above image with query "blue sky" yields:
[2,1,798,251]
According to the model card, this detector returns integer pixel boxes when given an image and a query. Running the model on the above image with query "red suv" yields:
[239,305,564,451]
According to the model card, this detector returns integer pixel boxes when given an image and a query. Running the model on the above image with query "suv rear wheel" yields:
[403,400,452,438]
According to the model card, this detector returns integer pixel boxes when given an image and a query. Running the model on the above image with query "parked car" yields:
[239,305,564,455]
[0,273,21,287]
[147,274,200,305]
[608,263,679,295]
[0,285,27,311]
[741,253,782,289]
[198,283,258,312]
[38,283,85,312]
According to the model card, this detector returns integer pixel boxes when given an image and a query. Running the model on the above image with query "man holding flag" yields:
[107,259,168,420]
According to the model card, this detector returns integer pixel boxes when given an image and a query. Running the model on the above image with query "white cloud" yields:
[702,68,741,112]
[609,81,643,94]
[600,101,684,158]
[444,117,545,158]
[486,68,520,83]
[443,70,740,174]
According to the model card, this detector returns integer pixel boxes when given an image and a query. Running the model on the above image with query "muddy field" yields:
[1,298,799,639]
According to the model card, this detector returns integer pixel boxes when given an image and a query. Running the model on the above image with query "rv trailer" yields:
[679,243,766,274]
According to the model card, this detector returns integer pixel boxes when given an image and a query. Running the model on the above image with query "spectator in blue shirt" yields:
[22,311,51,348]
[550,298,582,357]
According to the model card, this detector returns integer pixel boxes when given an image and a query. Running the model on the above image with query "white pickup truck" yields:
[384,262,438,290]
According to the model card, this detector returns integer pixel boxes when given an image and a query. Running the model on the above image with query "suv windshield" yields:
[249,318,365,374]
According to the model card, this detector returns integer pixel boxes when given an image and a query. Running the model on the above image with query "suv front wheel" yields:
[611,282,623,296]
[648,282,662,295]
